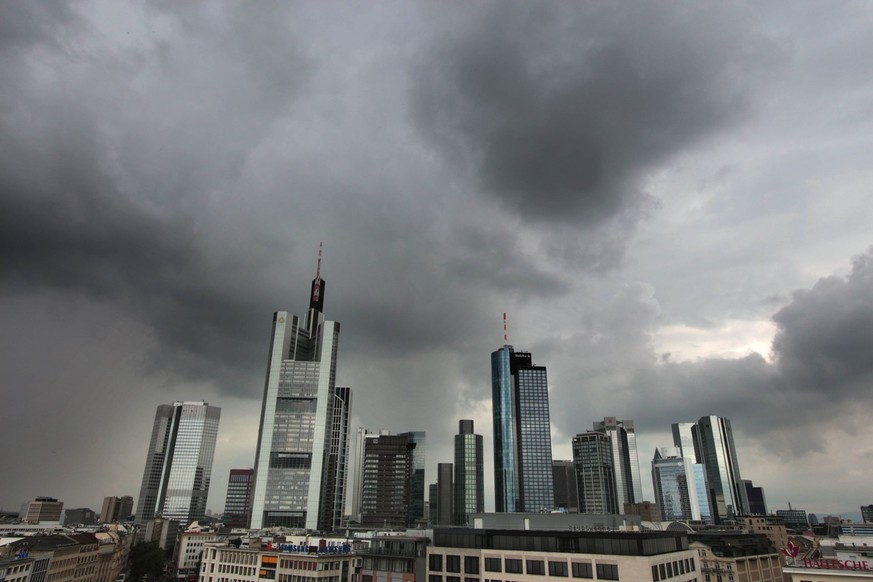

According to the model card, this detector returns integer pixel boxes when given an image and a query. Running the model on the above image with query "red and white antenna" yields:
[503,312,508,345]
[315,242,323,279]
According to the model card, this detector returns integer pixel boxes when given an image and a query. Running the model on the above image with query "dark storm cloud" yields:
[547,248,873,458]
[0,2,312,393]
[412,3,783,225]
[0,2,80,50]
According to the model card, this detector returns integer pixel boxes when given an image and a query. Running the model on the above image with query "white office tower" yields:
[250,250,351,531]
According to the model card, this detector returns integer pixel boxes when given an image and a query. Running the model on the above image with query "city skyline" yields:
[2,2,873,518]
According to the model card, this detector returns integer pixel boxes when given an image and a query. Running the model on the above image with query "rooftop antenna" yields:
[316,242,323,279]
[503,312,509,346]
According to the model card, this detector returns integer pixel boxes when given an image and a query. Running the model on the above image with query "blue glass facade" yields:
[491,345,554,512]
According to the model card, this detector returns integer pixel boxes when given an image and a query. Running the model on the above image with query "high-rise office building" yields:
[435,463,454,526]
[552,460,579,513]
[223,469,254,528]
[350,427,371,524]
[693,416,749,523]
[593,417,643,506]
[405,431,427,526]
[651,447,694,521]
[24,497,64,524]
[862,505,873,524]
[360,432,416,528]
[743,480,767,516]
[572,431,618,514]
[250,252,351,530]
[135,401,221,525]
[100,496,134,523]
[491,344,554,512]
[453,420,484,525]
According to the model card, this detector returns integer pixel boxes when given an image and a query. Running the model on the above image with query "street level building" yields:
[199,544,356,582]
[250,252,351,531]
[359,535,428,582]
[135,400,221,525]
[689,533,782,582]
[428,527,699,582]
[491,345,554,513]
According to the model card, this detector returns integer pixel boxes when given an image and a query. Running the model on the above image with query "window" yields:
[430,576,443,582]
[659,564,666,580]
[505,559,522,574]
[596,564,619,581]
[652,565,659,581]
[447,577,460,582]
[667,563,673,577]
[571,563,592,579]
[465,578,478,582]
[485,559,501,573]
[465,557,480,574]
[430,555,443,572]
[549,561,568,577]
[526,560,545,575]
[447,556,461,573]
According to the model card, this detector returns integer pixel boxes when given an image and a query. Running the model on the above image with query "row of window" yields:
[651,558,695,581]
[428,556,615,580]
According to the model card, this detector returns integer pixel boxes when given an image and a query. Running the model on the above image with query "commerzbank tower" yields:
[250,248,351,531]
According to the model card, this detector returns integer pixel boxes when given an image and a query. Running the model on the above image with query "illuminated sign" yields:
[800,559,870,571]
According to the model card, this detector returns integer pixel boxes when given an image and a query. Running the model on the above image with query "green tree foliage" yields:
[129,540,165,580]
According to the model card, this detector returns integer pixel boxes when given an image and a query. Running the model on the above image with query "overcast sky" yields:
[2,1,873,520]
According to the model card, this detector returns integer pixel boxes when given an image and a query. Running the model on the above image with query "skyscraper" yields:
[404,431,427,526]
[435,462,454,526]
[572,431,618,514]
[651,447,693,521]
[552,460,579,513]
[592,418,643,507]
[250,252,351,530]
[135,401,221,525]
[743,480,767,516]
[491,344,554,512]
[360,432,416,528]
[223,469,254,528]
[100,496,134,524]
[670,422,713,523]
[693,416,749,522]
[453,420,484,525]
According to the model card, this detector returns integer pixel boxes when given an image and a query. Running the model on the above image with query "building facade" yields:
[571,432,617,515]
[691,416,748,523]
[223,469,255,529]
[435,463,454,526]
[491,346,554,513]
[552,461,579,513]
[360,432,416,528]
[454,420,484,525]
[743,480,767,516]
[689,533,782,582]
[23,497,63,524]
[199,544,356,582]
[651,447,711,522]
[593,418,643,507]
[428,528,699,582]
[250,255,351,531]
[405,431,427,526]
[100,496,134,524]
[135,400,221,525]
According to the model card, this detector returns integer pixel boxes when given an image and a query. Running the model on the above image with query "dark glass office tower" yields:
[223,469,254,528]
[454,420,484,525]
[552,460,579,513]
[403,431,426,526]
[360,432,416,528]
[135,401,221,525]
[694,416,749,523]
[491,345,555,512]
[572,431,617,514]
[250,251,350,530]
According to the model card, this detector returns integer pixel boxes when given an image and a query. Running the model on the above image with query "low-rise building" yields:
[735,516,789,552]
[428,528,699,582]
[689,533,782,582]
[359,535,428,582]
[199,543,356,582]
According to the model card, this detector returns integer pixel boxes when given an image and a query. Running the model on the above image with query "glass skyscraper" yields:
[592,417,643,507]
[571,431,617,514]
[135,401,221,525]
[491,345,554,512]
[689,416,749,523]
[453,419,484,525]
[651,447,692,521]
[250,255,351,530]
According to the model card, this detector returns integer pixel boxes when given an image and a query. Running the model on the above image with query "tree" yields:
[129,540,166,581]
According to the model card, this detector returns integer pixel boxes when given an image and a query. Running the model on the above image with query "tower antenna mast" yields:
[503,312,509,346]
[316,242,323,279]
